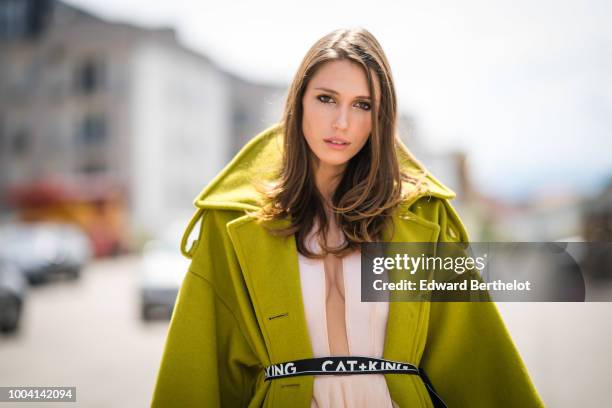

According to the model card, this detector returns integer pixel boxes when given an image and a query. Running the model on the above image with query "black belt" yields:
[264,356,447,408]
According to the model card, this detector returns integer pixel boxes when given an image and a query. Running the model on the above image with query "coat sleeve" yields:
[151,210,259,407]
[411,197,546,408]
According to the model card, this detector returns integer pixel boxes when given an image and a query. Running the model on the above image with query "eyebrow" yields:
[314,87,371,100]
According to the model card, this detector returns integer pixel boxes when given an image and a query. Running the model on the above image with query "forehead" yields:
[308,59,381,101]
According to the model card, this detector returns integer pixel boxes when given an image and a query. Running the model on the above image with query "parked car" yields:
[0,259,26,333]
[42,222,93,278]
[0,222,92,285]
[139,223,190,321]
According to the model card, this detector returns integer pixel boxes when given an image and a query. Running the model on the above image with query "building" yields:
[0,0,285,239]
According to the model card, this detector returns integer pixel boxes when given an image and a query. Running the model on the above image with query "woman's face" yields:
[302,59,381,171]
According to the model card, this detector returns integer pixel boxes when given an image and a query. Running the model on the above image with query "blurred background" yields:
[0,0,611,406]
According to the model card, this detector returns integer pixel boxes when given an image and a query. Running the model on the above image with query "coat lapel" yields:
[382,209,440,364]
[380,209,441,406]
[226,214,314,365]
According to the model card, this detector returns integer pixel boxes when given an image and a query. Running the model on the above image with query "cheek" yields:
[305,101,326,121]
[302,101,328,139]
[353,114,372,145]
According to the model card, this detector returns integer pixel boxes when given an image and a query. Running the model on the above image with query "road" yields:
[0,256,169,408]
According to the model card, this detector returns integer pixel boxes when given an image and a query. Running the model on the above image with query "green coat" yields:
[151,124,544,407]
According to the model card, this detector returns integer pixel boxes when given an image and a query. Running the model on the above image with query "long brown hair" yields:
[254,27,414,258]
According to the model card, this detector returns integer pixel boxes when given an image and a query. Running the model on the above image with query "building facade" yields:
[0,0,284,237]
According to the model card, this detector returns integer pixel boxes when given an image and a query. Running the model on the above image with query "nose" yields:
[333,106,349,131]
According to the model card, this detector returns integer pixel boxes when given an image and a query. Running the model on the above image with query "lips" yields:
[323,136,350,151]
[323,137,350,145]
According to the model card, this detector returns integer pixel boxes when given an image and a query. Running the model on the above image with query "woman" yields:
[151,28,544,407]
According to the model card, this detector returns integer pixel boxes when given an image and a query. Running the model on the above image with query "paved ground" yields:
[1,256,611,407]
[498,300,612,407]
[0,256,169,408]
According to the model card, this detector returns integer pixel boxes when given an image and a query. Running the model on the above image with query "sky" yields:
[64,0,612,201]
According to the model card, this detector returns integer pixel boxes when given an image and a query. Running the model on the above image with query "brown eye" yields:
[317,95,334,104]
[356,101,371,111]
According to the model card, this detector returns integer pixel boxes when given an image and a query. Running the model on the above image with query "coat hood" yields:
[192,123,456,212]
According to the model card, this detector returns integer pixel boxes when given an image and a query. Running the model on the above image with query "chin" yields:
[317,153,352,168]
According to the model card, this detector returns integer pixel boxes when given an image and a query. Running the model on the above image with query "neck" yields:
[314,161,346,208]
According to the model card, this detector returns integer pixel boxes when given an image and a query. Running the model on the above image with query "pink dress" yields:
[298,249,396,408]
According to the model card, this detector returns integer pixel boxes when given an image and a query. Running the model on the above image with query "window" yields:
[0,0,27,38]
[76,114,107,146]
[0,0,52,39]
[80,162,106,174]
[12,129,30,156]
[75,58,105,94]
